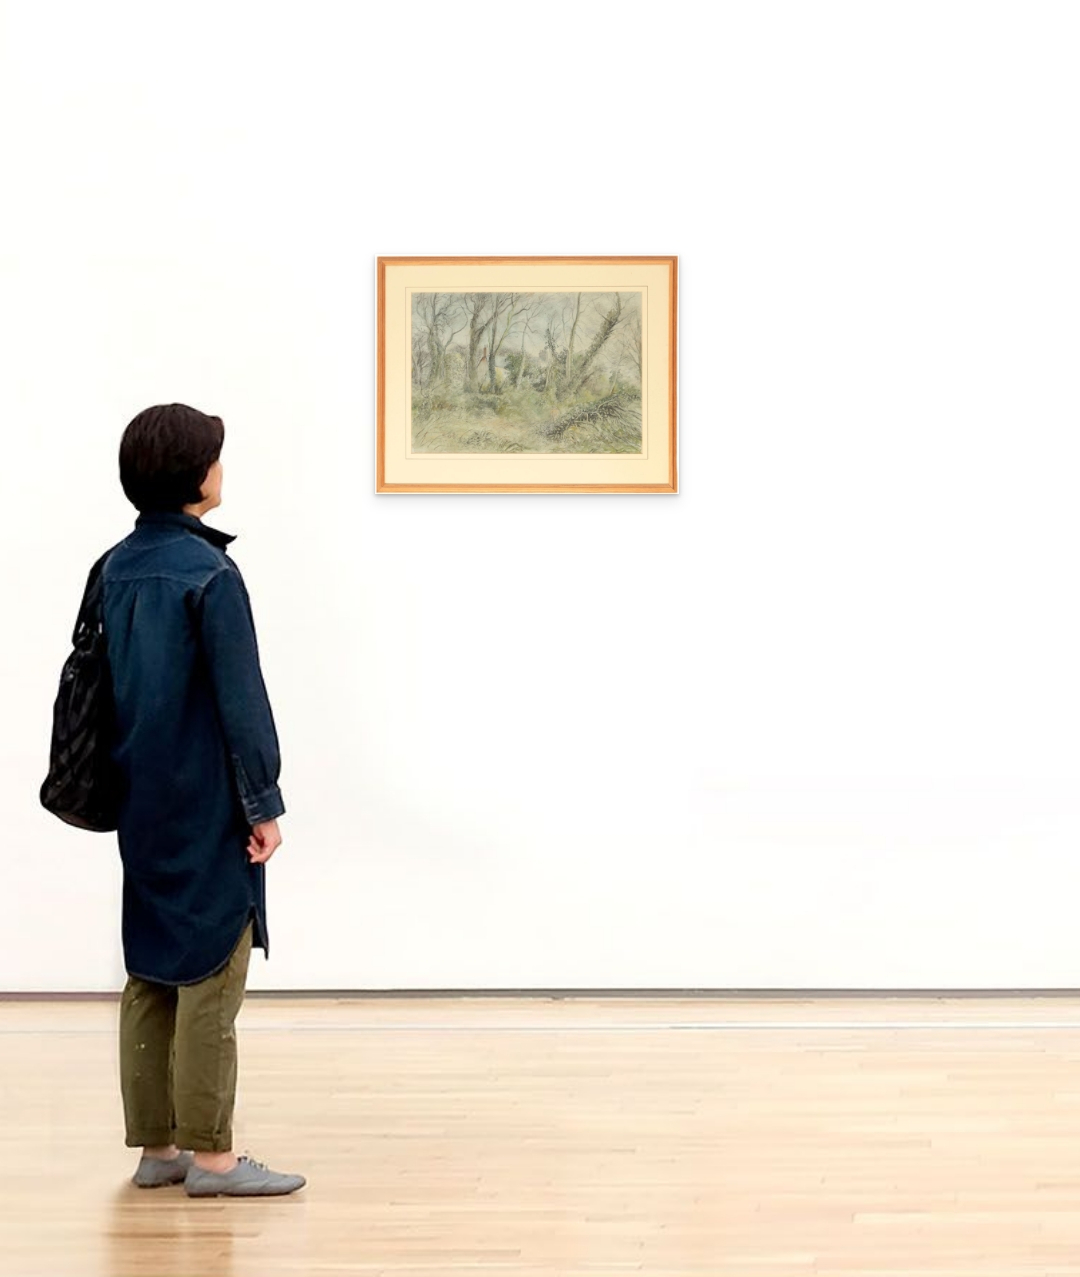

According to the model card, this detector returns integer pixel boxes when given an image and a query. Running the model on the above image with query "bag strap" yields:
[72,546,120,647]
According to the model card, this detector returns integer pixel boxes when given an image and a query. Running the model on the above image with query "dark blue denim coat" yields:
[101,510,284,985]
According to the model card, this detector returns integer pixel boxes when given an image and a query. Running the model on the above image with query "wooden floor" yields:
[2,995,1080,1276]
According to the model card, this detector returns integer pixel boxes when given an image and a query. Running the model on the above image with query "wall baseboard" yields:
[3,987,1080,1001]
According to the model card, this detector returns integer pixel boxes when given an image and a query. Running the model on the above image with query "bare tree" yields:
[422,294,467,386]
[564,293,587,387]
[485,293,532,392]
[543,313,564,392]
[411,332,429,390]
[608,340,625,394]
[627,311,642,382]
[514,296,542,389]
[457,294,495,392]
[609,312,642,393]
[561,293,625,398]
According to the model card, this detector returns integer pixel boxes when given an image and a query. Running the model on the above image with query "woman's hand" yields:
[247,818,282,864]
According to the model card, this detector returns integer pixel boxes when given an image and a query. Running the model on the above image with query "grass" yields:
[412,386,643,454]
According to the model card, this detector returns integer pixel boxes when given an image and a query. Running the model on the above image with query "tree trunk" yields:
[563,294,623,398]
[464,296,488,392]
[488,312,498,392]
[564,293,583,391]
[544,324,558,392]
[515,321,529,389]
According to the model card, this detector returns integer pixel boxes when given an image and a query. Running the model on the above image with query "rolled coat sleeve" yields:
[196,563,285,826]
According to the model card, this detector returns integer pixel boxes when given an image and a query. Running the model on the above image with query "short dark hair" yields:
[119,404,224,512]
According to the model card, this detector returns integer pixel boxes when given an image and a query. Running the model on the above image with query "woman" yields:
[102,403,305,1197]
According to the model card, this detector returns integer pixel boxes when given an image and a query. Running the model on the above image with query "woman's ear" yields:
[204,460,224,507]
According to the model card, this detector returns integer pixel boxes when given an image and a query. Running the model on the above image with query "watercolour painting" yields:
[411,290,643,455]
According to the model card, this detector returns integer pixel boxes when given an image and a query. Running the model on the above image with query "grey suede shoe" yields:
[184,1154,306,1198]
[132,1150,194,1188]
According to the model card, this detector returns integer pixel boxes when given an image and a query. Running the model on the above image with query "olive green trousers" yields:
[118,922,253,1152]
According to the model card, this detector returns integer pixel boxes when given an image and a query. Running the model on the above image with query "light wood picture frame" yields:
[377,256,677,493]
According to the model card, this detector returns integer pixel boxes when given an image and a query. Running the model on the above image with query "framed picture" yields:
[377,256,677,493]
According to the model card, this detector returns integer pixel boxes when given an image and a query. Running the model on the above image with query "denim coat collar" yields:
[134,510,237,550]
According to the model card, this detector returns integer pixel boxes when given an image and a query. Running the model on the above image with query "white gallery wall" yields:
[3,1,1080,992]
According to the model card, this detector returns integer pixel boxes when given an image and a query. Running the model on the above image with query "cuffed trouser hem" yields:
[174,1129,233,1153]
[124,1128,175,1149]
